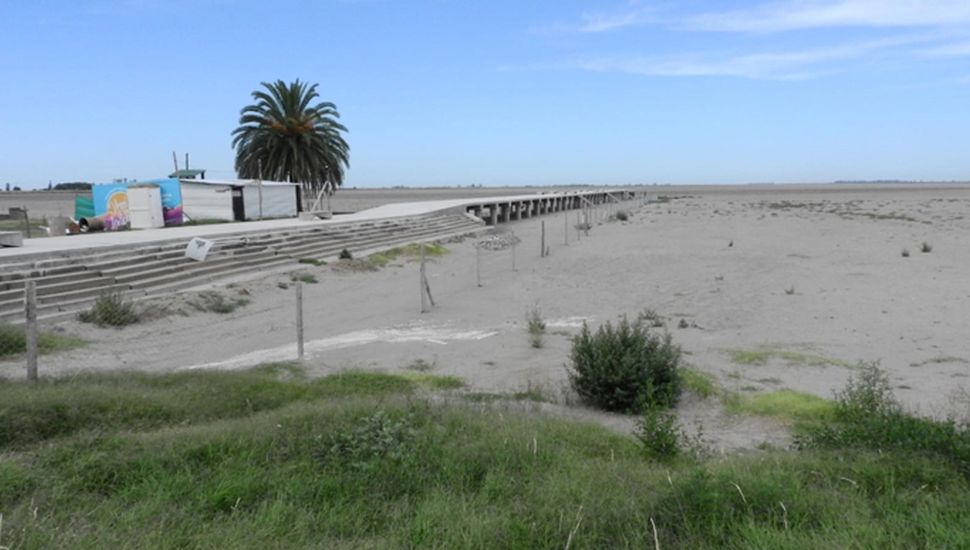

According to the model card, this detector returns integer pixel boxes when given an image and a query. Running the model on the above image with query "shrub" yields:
[526,305,546,349]
[901,249,910,258]
[800,363,970,475]
[568,316,682,413]
[78,291,140,327]
[615,210,629,221]
[339,248,353,260]
[835,362,899,420]
[636,407,682,461]
[921,242,933,253]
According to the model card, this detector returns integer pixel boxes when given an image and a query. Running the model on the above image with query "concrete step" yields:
[0,274,114,302]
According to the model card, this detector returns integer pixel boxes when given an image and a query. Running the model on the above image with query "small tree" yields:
[568,316,682,413]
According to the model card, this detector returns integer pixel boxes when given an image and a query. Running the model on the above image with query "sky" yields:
[2,0,970,189]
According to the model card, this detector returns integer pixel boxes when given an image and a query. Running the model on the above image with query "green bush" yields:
[339,248,353,260]
[636,408,682,461]
[800,363,970,476]
[568,316,682,413]
[77,292,140,327]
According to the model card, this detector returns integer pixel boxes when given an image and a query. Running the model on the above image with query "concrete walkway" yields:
[0,190,623,263]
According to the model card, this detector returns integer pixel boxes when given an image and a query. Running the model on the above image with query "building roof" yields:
[178,178,299,188]
[168,169,206,178]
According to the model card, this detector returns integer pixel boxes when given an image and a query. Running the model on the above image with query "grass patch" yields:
[728,347,853,368]
[682,368,719,398]
[397,371,465,390]
[0,324,85,359]
[367,243,448,268]
[297,257,325,266]
[0,366,969,547]
[727,389,836,426]
[188,290,250,314]
[290,273,318,284]
[77,291,141,327]
[0,367,416,449]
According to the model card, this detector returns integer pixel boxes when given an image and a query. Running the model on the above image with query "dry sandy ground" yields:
[5,185,970,452]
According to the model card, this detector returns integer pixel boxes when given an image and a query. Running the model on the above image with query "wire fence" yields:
[0,196,645,381]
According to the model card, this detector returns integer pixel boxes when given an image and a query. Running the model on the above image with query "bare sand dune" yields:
[4,185,970,452]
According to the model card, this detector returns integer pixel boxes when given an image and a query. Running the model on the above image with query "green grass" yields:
[728,347,853,368]
[367,242,448,268]
[397,371,465,390]
[0,323,86,358]
[77,291,142,327]
[726,390,836,426]
[0,366,968,548]
[297,257,325,266]
[682,367,719,398]
[290,273,318,284]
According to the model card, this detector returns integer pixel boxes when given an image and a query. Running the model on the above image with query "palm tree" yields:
[232,80,349,208]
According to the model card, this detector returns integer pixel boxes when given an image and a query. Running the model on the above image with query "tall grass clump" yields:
[525,305,546,348]
[77,291,140,327]
[568,316,682,413]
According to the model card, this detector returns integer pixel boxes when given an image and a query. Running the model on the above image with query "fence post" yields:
[25,281,38,382]
[476,244,482,287]
[22,206,31,239]
[540,221,546,258]
[564,212,569,245]
[295,282,304,360]
[420,244,430,312]
[511,232,517,272]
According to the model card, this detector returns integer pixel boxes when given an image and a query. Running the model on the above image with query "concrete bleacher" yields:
[0,211,484,323]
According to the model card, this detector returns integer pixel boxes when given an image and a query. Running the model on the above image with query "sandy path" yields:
[5,186,970,449]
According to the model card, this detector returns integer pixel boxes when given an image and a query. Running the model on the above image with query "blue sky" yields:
[2,0,970,188]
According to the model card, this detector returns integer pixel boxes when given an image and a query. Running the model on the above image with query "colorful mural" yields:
[92,178,183,228]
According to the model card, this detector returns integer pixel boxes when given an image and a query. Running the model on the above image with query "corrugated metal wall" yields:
[181,183,235,221]
[242,185,298,219]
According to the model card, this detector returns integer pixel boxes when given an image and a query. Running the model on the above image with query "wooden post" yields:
[476,244,482,287]
[22,206,30,239]
[564,212,569,245]
[257,160,265,220]
[511,231,517,271]
[25,281,37,382]
[420,244,429,312]
[540,221,546,258]
[295,282,304,360]
[576,212,581,241]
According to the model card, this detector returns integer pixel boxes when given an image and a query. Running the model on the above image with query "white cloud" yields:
[573,36,922,80]
[576,5,658,33]
[687,0,970,33]
[572,1,970,34]
[920,41,970,57]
